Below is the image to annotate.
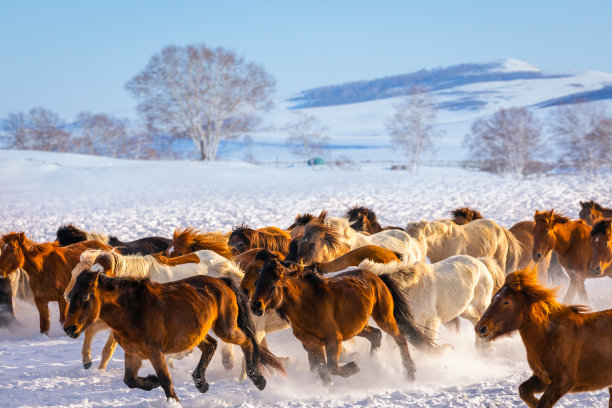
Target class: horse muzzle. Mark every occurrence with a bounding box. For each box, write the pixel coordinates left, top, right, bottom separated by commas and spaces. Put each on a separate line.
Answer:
532, 252, 542, 263
64, 325, 81, 339
251, 300, 265, 316
591, 265, 603, 276
475, 323, 494, 342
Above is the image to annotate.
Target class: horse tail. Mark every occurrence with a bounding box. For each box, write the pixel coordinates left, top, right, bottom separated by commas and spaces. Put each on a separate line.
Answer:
220, 277, 286, 376
502, 228, 523, 274
546, 252, 567, 285
378, 273, 436, 352
478, 257, 505, 293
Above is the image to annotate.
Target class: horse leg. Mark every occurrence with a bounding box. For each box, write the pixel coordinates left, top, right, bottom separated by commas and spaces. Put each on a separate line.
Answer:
33, 296, 50, 334
192, 334, 217, 393
302, 342, 330, 385
325, 337, 360, 378
123, 353, 160, 391
356, 325, 382, 354
563, 274, 580, 303
57, 297, 67, 323
608, 387, 612, 408
535, 377, 573, 408
221, 342, 234, 370
148, 350, 178, 402
577, 276, 589, 302
518, 375, 546, 408
372, 313, 416, 381
98, 332, 118, 370
240, 329, 267, 381
81, 320, 107, 369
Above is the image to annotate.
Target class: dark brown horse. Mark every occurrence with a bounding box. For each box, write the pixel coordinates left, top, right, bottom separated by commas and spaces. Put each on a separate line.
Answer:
450, 207, 484, 225
56, 224, 171, 255
345, 206, 403, 234
589, 219, 612, 276
64, 271, 285, 402
228, 225, 291, 255
475, 266, 612, 407
165, 227, 232, 259
250, 251, 434, 385
532, 210, 594, 302
579, 200, 612, 226
0, 232, 111, 333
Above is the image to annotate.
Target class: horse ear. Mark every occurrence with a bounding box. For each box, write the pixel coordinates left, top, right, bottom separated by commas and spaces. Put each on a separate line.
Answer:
317, 210, 328, 221
255, 249, 278, 263
17, 232, 26, 243
580, 201, 585, 207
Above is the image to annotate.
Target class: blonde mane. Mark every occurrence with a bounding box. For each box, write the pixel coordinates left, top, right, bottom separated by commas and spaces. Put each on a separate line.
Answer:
171, 227, 232, 259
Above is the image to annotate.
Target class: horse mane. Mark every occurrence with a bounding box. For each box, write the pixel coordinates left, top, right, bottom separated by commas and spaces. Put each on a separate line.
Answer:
591, 219, 612, 237
1, 232, 36, 251
345, 205, 378, 222
535, 210, 570, 225
303, 217, 342, 251
504, 266, 590, 324
56, 225, 109, 246
95, 272, 149, 291
581, 200, 603, 211
288, 213, 315, 230
358, 259, 425, 289
95, 251, 155, 279
172, 227, 232, 258
450, 207, 483, 222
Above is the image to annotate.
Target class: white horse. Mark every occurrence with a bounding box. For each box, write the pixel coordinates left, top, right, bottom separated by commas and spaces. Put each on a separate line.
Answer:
405, 218, 522, 274
360, 255, 504, 342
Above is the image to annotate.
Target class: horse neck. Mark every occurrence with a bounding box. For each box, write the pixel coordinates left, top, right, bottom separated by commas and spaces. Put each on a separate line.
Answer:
277, 277, 320, 322
552, 221, 590, 259
98, 284, 149, 334
420, 222, 452, 258
19, 240, 54, 278
113, 255, 152, 279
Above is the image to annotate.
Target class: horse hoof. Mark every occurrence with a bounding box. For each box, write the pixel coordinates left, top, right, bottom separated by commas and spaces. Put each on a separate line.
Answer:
195, 380, 209, 393
83, 361, 92, 370
251, 374, 266, 390
145, 374, 160, 389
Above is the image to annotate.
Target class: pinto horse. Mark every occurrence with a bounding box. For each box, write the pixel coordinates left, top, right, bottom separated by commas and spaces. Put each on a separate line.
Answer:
475, 266, 612, 407
579, 200, 612, 226
589, 218, 612, 276
64, 271, 285, 402
0, 232, 110, 333
56, 224, 171, 255
532, 210, 596, 302
229, 225, 291, 255
165, 227, 232, 259
250, 251, 435, 385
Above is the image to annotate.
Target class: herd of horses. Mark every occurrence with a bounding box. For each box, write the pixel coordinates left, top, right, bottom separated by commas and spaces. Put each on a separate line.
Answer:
0, 200, 612, 406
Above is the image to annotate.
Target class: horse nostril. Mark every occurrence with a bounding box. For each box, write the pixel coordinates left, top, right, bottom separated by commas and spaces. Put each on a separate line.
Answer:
478, 326, 488, 335
64, 325, 77, 335
242, 288, 249, 297
594, 266, 602, 275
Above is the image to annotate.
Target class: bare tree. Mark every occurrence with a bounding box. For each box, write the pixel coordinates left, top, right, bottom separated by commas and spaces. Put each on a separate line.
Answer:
549, 101, 612, 174
125, 44, 275, 161
73, 112, 131, 158
3, 107, 70, 152
285, 112, 330, 166
385, 86, 443, 173
464, 107, 543, 176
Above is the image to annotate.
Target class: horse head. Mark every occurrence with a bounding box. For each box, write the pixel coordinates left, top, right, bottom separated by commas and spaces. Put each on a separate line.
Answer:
579, 200, 602, 226
250, 255, 287, 316
64, 270, 103, 338
532, 210, 568, 263
0, 232, 28, 278
589, 219, 612, 276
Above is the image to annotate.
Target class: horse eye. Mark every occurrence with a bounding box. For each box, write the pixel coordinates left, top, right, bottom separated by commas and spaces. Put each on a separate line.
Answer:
82, 295, 89, 302
309, 243, 315, 250
503, 300, 510, 305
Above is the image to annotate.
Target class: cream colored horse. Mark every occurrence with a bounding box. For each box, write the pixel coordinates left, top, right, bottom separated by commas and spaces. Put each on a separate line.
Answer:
405, 219, 522, 274
360, 255, 504, 341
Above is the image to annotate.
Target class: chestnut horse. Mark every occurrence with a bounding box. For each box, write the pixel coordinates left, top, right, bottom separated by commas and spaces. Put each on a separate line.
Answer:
579, 200, 612, 226
344, 206, 404, 234
165, 227, 232, 259
64, 271, 285, 402
475, 266, 612, 407
250, 251, 435, 385
532, 210, 596, 303
56, 224, 171, 255
0, 232, 110, 333
228, 225, 291, 255
450, 207, 483, 225
589, 219, 612, 276
311, 245, 401, 274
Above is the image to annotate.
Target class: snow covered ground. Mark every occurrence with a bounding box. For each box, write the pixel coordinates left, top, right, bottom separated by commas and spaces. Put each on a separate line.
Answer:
1, 149, 612, 407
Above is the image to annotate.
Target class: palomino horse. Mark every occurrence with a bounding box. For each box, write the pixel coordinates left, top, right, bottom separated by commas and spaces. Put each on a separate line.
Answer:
450, 207, 566, 284
297, 213, 424, 264
64, 271, 285, 402
344, 206, 403, 234
579, 200, 612, 226
56, 224, 171, 255
0, 232, 110, 333
589, 218, 612, 276
229, 225, 291, 255
405, 219, 522, 274
475, 266, 612, 408
361, 256, 504, 342
532, 210, 595, 303
65, 249, 243, 370
250, 252, 435, 384
165, 227, 232, 259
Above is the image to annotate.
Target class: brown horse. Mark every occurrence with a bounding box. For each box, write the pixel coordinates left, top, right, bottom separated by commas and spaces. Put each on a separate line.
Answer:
344, 206, 403, 234
229, 225, 291, 255
312, 245, 401, 274
580, 200, 612, 226
287, 213, 315, 239
234, 248, 286, 270
64, 271, 285, 402
165, 227, 232, 259
589, 219, 612, 276
475, 266, 612, 407
250, 251, 434, 385
0, 232, 110, 333
532, 210, 594, 302
450, 207, 483, 225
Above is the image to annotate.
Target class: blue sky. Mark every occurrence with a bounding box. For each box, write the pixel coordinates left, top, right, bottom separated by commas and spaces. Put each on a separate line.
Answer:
1, 1, 611, 120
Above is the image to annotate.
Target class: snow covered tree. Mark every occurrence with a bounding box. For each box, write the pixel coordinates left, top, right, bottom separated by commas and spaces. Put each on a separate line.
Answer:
385, 86, 443, 173
3, 107, 70, 152
73, 112, 131, 157
549, 101, 612, 174
285, 112, 330, 165
464, 107, 543, 176
125, 44, 275, 161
